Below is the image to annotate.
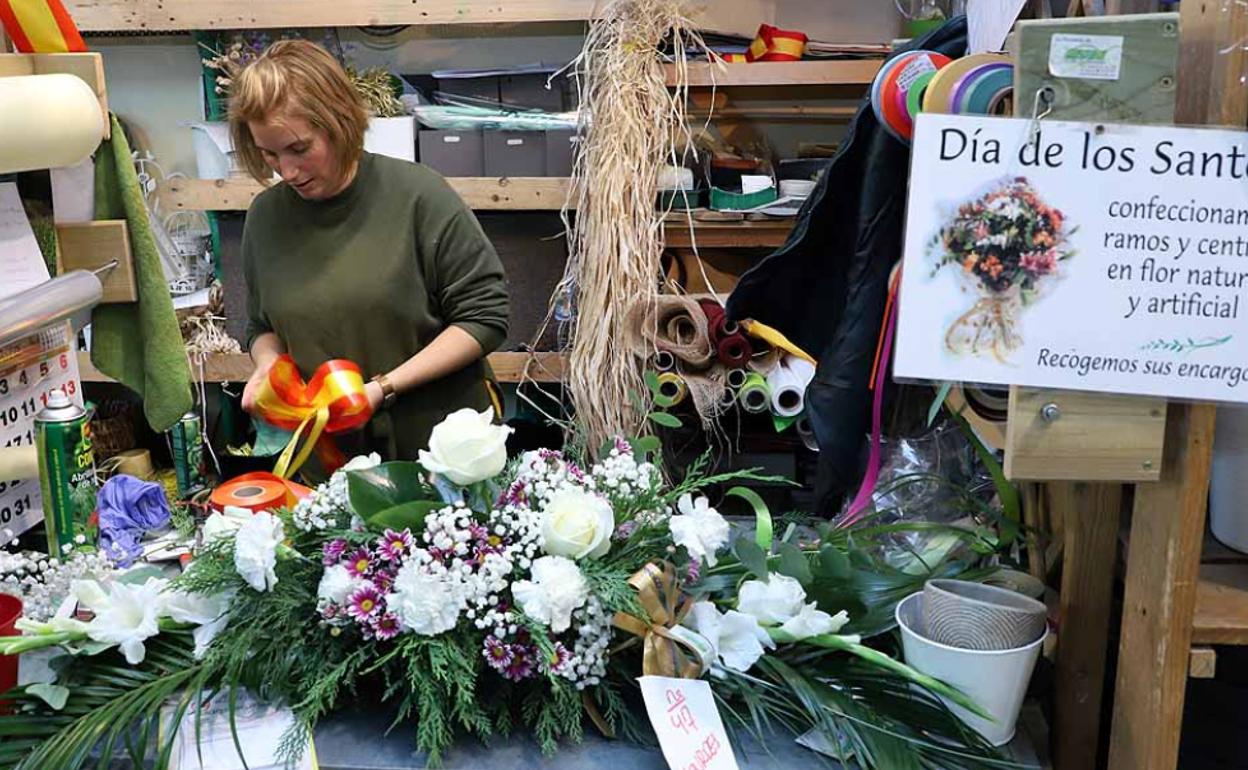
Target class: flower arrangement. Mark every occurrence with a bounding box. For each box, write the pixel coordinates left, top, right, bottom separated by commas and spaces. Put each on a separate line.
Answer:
932, 177, 1074, 359
0, 409, 1012, 769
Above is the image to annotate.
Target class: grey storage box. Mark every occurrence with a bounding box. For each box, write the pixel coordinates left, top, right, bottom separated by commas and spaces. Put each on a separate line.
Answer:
500, 73, 564, 112
484, 131, 546, 177
437, 75, 501, 104
418, 129, 485, 177
545, 130, 579, 177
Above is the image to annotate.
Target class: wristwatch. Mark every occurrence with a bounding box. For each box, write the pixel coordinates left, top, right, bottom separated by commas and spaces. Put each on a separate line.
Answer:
371, 373, 398, 409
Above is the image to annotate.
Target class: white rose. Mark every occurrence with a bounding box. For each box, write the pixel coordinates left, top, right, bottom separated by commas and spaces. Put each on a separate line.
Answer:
386, 561, 465, 636
316, 564, 359, 606
669, 494, 730, 567
540, 486, 615, 560
84, 577, 169, 665
684, 601, 774, 672
202, 506, 253, 543
737, 574, 807, 626
512, 555, 589, 633
233, 510, 284, 593
779, 605, 849, 640
341, 453, 382, 472
417, 408, 513, 486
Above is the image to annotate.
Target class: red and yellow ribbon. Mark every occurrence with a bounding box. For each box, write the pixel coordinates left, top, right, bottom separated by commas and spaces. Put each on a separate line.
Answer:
0, 0, 85, 53
254, 356, 373, 479
746, 24, 808, 63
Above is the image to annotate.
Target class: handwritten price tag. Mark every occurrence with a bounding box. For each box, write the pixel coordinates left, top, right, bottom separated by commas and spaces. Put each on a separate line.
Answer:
639, 676, 740, 770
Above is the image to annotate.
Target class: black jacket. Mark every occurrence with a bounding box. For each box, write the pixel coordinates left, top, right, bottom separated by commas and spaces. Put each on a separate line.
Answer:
726, 19, 968, 515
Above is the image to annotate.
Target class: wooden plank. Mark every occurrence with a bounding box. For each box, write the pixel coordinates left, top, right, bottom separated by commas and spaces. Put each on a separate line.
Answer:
66, 0, 596, 31
670, 60, 883, 88
1106, 0, 1160, 13
1188, 647, 1217, 679
1004, 387, 1166, 481
79, 351, 566, 384
1108, 404, 1217, 770
165, 177, 574, 212
55, 221, 135, 303
0, 52, 109, 138
1052, 481, 1121, 770
1191, 563, 1248, 645
664, 220, 793, 249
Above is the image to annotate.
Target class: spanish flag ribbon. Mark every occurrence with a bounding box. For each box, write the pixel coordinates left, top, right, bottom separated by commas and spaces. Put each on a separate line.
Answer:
746, 24, 808, 63
0, 0, 86, 53
612, 563, 715, 679
253, 356, 373, 480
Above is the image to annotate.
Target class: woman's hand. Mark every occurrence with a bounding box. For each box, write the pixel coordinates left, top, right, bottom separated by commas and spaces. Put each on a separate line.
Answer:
364, 380, 385, 414
241, 356, 277, 414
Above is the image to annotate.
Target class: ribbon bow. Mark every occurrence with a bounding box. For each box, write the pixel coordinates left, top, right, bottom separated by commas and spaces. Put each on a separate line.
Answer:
253, 355, 373, 479
612, 563, 715, 679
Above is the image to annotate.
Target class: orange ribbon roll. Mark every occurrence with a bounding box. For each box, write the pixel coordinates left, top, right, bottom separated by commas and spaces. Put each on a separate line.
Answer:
209, 472, 312, 514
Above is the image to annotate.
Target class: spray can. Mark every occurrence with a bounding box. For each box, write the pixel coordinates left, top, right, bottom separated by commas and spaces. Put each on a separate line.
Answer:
35, 389, 95, 558
170, 409, 206, 498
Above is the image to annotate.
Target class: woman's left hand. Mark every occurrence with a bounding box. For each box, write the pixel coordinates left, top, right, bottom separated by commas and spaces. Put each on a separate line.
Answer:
364, 380, 385, 414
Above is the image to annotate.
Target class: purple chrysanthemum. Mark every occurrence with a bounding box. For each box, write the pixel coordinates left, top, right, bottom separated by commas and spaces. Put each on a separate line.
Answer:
347, 584, 383, 622
483, 637, 514, 671
502, 647, 536, 681
376, 528, 413, 562
613, 437, 631, 454
614, 521, 638, 541
321, 604, 339, 621
344, 547, 373, 578
371, 568, 397, 593
371, 612, 401, 641
322, 539, 348, 566
685, 559, 701, 584
546, 642, 572, 674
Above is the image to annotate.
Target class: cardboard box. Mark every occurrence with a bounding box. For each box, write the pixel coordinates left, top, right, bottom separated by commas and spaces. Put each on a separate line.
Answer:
544, 130, 579, 177
418, 130, 485, 177
484, 131, 546, 177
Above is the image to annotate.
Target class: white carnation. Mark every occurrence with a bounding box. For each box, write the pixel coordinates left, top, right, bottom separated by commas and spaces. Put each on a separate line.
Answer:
386, 561, 465, 636
668, 494, 730, 567
512, 555, 588, 633
233, 510, 284, 592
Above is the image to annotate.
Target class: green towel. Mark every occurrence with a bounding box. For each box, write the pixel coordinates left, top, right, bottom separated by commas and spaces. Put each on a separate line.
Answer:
90, 115, 193, 432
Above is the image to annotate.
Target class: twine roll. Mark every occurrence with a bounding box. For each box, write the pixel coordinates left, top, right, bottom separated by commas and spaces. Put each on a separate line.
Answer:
725, 368, 748, 390
716, 333, 753, 368
653, 350, 677, 372
629, 295, 715, 371
656, 372, 689, 407
796, 416, 818, 452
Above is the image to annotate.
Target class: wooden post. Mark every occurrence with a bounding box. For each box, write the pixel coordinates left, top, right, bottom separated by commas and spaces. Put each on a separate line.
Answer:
1053, 482, 1122, 770
1106, 1, 1248, 765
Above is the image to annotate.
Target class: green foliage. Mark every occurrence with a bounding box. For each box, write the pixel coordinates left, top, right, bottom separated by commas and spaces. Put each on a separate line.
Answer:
347, 462, 438, 519
523, 682, 584, 756
647, 411, 681, 429
579, 559, 644, 618
367, 500, 444, 533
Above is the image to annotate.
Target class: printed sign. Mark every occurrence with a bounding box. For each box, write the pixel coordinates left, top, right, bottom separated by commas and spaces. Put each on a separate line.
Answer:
639, 676, 739, 770
896, 114, 1248, 404
1049, 33, 1124, 80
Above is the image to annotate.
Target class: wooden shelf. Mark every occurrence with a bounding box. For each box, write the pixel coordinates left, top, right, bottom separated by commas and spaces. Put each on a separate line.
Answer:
0, 52, 109, 139
69, 0, 595, 31
1192, 562, 1248, 646
664, 219, 794, 249
79, 351, 566, 384
166, 176, 574, 212
668, 59, 883, 88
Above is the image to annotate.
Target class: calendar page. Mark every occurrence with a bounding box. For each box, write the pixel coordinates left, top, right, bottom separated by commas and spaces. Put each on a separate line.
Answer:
0, 323, 83, 546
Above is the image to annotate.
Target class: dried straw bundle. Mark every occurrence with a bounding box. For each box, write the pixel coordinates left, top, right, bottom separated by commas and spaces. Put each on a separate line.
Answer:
553, 0, 705, 450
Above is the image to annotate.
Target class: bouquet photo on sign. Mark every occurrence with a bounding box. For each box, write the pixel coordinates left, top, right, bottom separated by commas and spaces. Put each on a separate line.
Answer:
931, 176, 1075, 360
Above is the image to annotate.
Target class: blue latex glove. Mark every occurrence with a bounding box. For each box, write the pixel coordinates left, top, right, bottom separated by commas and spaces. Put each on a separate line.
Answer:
97, 474, 172, 567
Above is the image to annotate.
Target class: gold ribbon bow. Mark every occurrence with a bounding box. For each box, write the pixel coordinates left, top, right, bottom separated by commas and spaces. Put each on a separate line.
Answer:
612, 562, 716, 679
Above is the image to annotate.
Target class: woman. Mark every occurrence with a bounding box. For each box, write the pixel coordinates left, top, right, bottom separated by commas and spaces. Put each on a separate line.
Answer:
230, 40, 509, 468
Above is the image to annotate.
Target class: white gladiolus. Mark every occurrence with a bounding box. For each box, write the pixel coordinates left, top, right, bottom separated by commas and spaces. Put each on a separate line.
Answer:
668, 494, 730, 567
201, 506, 254, 543
417, 408, 513, 486
81, 577, 168, 665
163, 588, 236, 658
540, 486, 615, 560
683, 601, 774, 672
341, 452, 382, 472
736, 574, 807, 626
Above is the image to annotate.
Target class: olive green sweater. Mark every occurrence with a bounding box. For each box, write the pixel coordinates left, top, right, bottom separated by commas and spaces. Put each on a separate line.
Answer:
243, 152, 509, 465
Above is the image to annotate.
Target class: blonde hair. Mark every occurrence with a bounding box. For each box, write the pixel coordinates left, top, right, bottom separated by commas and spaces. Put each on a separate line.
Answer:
228, 40, 369, 185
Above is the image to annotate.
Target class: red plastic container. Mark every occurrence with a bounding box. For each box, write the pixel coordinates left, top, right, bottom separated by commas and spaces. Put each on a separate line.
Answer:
0, 593, 21, 700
